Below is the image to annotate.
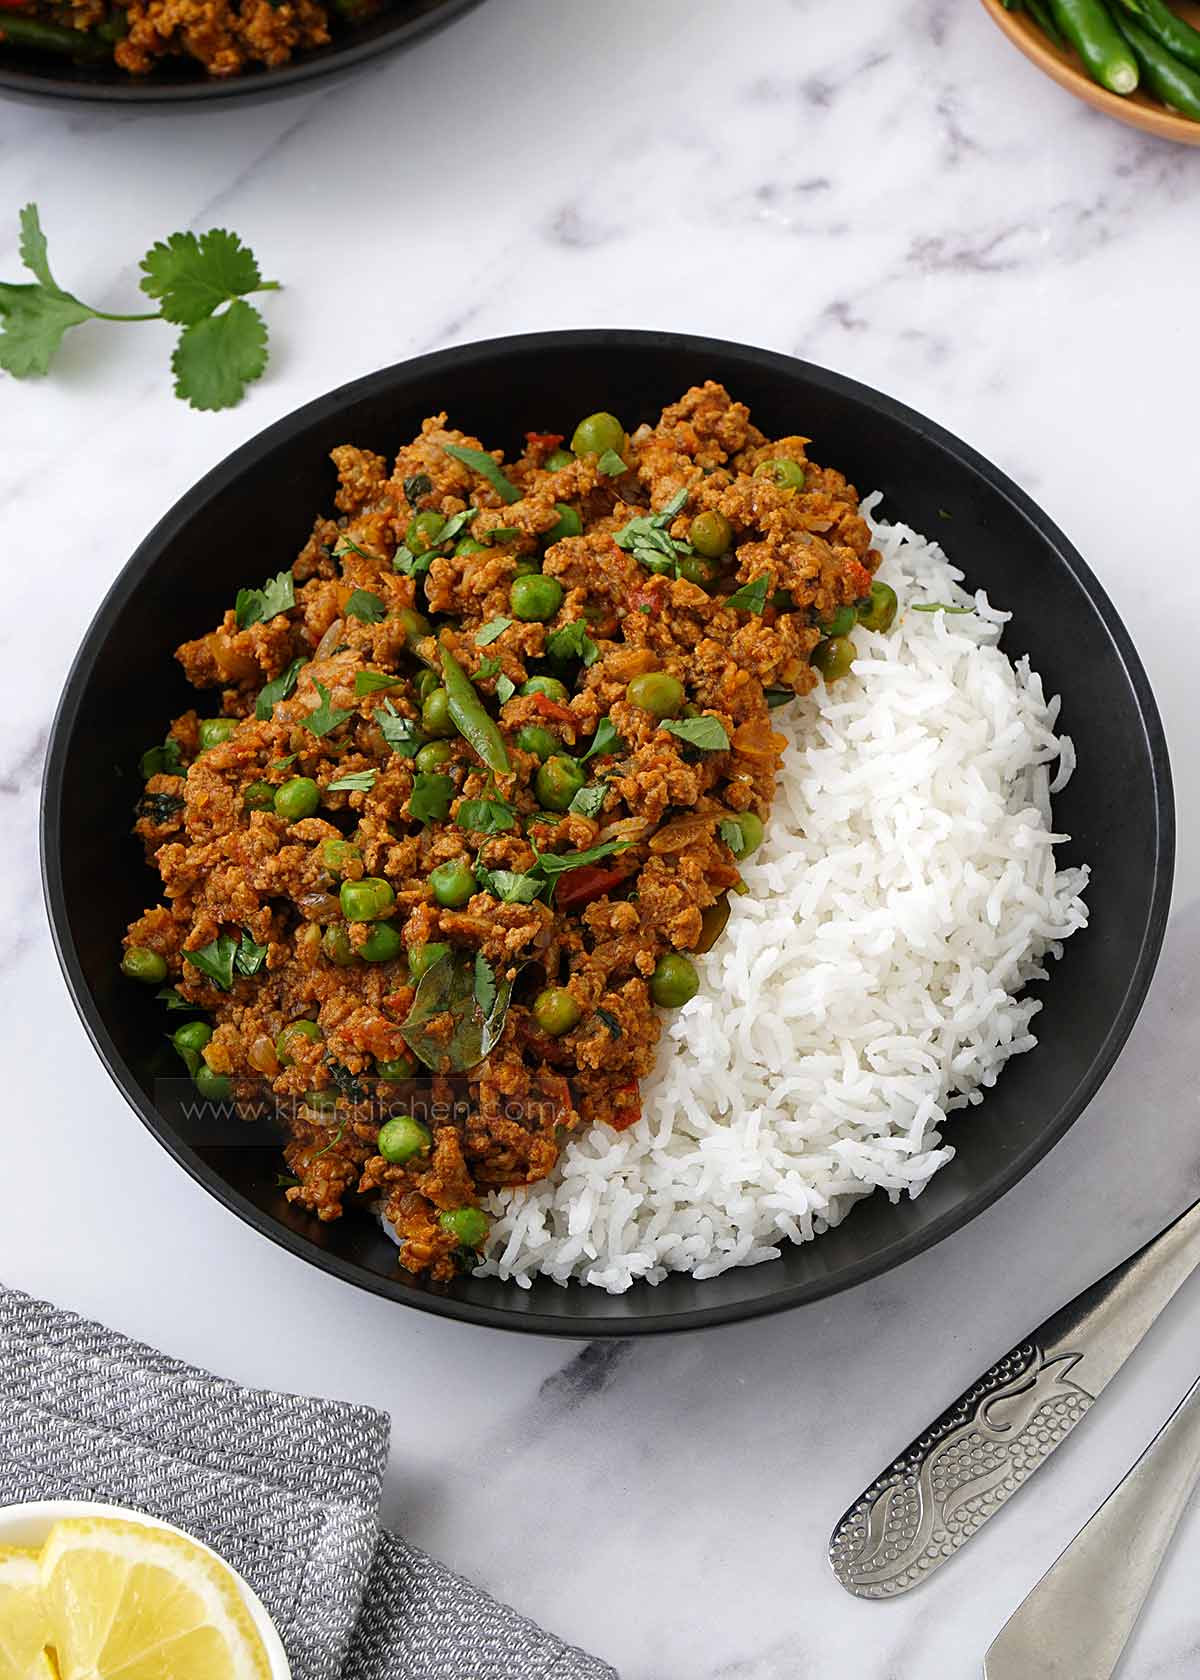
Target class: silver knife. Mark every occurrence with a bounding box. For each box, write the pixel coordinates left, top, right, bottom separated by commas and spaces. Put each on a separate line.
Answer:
984, 1369, 1200, 1679
829, 1195, 1200, 1598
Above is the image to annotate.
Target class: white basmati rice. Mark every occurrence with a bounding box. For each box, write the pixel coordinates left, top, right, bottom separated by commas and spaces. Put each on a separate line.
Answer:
470, 498, 1090, 1291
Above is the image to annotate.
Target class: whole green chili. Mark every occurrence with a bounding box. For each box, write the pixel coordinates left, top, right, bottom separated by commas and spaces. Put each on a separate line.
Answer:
1113, 8, 1200, 115
438, 639, 511, 775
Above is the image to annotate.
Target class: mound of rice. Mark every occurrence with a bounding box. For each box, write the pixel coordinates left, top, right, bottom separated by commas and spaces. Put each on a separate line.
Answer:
475, 498, 1091, 1292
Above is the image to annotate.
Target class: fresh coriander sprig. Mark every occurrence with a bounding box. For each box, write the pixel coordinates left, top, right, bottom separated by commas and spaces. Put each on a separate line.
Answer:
0, 204, 280, 411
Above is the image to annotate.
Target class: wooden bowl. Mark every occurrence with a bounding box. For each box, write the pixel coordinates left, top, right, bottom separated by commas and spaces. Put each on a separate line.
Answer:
980, 0, 1200, 143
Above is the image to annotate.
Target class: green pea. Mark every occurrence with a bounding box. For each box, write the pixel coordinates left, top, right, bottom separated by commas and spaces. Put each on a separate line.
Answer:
429, 859, 475, 908
243, 780, 276, 811
275, 1018, 322, 1065
515, 724, 558, 762
421, 688, 456, 738
438, 1206, 490, 1248
627, 671, 684, 718
340, 876, 395, 922
726, 811, 765, 859
406, 510, 446, 555
415, 667, 441, 703
322, 838, 362, 877
518, 676, 569, 703
689, 510, 733, 559
194, 1062, 232, 1101
377, 1113, 432, 1162
397, 606, 432, 644
376, 1053, 417, 1084
857, 581, 898, 634
360, 923, 405, 963
275, 777, 320, 822
820, 605, 858, 639
322, 924, 357, 967
172, 1020, 212, 1056
510, 573, 564, 622
514, 557, 542, 577
121, 946, 168, 984
198, 717, 237, 752
650, 953, 699, 1008
535, 755, 585, 812
570, 412, 625, 458
409, 941, 450, 981
532, 986, 581, 1036
754, 459, 806, 491
544, 503, 582, 544
676, 553, 721, 591
455, 536, 488, 556
811, 635, 855, 682
415, 741, 453, 773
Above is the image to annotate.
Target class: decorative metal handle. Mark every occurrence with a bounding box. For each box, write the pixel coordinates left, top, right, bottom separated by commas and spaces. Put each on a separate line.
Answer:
829, 1195, 1200, 1598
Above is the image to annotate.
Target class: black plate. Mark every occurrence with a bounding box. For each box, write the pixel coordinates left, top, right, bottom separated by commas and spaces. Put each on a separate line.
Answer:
0, 0, 480, 105
41, 331, 1174, 1335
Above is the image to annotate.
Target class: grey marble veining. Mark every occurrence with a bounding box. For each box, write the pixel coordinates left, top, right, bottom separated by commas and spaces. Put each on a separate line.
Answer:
2, 1, 1199, 1674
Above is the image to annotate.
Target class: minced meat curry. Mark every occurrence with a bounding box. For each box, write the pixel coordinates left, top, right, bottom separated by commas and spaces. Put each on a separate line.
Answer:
122, 381, 888, 1282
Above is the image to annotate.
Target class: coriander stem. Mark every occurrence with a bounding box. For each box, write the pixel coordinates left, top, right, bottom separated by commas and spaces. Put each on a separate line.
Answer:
88, 309, 161, 323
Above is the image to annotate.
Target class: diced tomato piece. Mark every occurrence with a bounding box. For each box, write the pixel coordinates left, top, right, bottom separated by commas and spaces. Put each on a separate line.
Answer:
525, 431, 564, 452
531, 691, 576, 725
845, 558, 874, 599
555, 865, 627, 911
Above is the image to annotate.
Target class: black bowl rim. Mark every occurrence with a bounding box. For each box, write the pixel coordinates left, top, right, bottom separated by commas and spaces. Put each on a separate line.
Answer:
0, 0, 480, 104
40, 328, 1176, 1336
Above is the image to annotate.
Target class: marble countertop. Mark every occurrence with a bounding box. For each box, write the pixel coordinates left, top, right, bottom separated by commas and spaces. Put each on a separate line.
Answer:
3, 1, 1199, 1674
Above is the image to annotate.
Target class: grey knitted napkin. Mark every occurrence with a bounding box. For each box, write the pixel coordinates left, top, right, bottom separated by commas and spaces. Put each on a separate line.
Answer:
0, 1284, 614, 1680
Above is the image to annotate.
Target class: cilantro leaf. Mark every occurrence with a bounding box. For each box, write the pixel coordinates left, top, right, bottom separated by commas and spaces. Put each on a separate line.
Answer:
723, 576, 769, 615
18, 204, 59, 292
472, 656, 502, 683
184, 931, 239, 991
393, 545, 432, 578
255, 656, 304, 721
438, 507, 477, 546
662, 716, 731, 752
140, 736, 183, 780
375, 700, 422, 756
327, 768, 377, 793
912, 601, 974, 613
235, 569, 295, 629
580, 717, 625, 764
531, 840, 630, 879
765, 687, 794, 709
568, 783, 607, 819
0, 282, 94, 378
476, 866, 543, 905
718, 817, 744, 852
456, 796, 516, 835
157, 985, 199, 1013
596, 449, 628, 476
356, 670, 403, 695
410, 772, 454, 824
488, 527, 520, 545
475, 617, 511, 647
403, 473, 432, 506
171, 299, 269, 412
303, 679, 354, 738
272, 754, 297, 769
234, 930, 269, 977
442, 442, 521, 504
496, 673, 516, 704
344, 588, 387, 623
474, 952, 497, 1017
545, 619, 599, 668
139, 228, 271, 326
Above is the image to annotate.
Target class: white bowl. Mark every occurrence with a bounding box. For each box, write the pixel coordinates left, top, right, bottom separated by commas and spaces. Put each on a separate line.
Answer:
0, 1500, 291, 1678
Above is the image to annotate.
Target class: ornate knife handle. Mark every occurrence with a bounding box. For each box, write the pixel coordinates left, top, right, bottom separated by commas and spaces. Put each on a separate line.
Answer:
828, 1343, 1094, 1598
829, 1195, 1200, 1599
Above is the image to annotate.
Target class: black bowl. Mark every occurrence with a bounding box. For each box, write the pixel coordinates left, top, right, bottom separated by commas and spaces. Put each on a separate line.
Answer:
41, 331, 1174, 1335
0, 0, 480, 105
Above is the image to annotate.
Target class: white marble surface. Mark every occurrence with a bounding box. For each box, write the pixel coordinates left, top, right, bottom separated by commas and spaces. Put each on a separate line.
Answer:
2, 1, 1199, 1674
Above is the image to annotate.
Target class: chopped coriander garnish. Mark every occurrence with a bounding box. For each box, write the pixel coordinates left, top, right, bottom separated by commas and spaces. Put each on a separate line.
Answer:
256, 656, 304, 722
355, 670, 403, 695
662, 716, 731, 752
473, 952, 497, 1016
327, 768, 377, 793
545, 619, 599, 668
473, 656, 502, 683
0, 205, 279, 411
156, 985, 198, 1012
375, 700, 423, 757
235, 569, 294, 630
442, 442, 521, 504
911, 601, 974, 613
303, 680, 355, 738
394, 545, 431, 578
183, 930, 239, 991
580, 717, 625, 764
723, 576, 769, 615
496, 673, 516, 704
335, 536, 378, 562
568, 783, 606, 819
271, 754, 297, 770
410, 772, 455, 824
475, 865, 543, 904
403, 473, 433, 506
764, 688, 793, 709
487, 527, 520, 545
718, 817, 743, 852
456, 795, 516, 835
344, 589, 387, 623
140, 736, 183, 780
475, 617, 512, 646
596, 449, 628, 477
234, 930, 268, 976
439, 507, 477, 544
531, 839, 630, 879
613, 486, 692, 572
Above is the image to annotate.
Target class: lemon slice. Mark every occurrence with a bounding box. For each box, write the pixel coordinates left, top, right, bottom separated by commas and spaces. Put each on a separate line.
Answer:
0, 1546, 54, 1680
39, 1518, 271, 1680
